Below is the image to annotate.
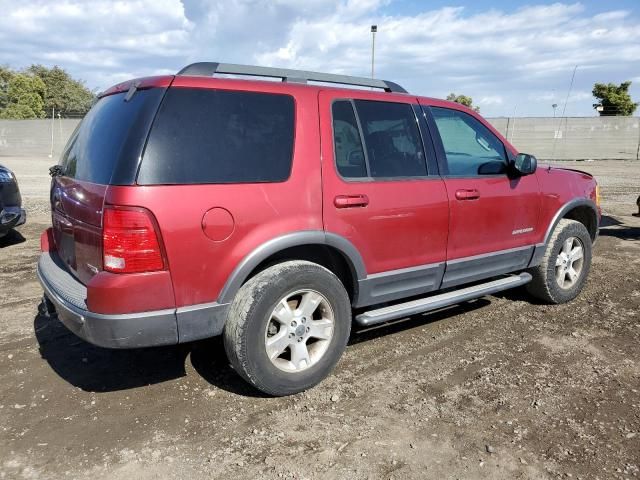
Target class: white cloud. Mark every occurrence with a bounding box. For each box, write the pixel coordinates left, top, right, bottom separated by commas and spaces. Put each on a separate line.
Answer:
0, 0, 193, 85
0, 0, 638, 116
477, 96, 503, 106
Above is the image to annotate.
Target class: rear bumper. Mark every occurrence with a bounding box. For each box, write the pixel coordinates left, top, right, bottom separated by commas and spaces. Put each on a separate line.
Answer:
37, 251, 228, 348
0, 206, 26, 234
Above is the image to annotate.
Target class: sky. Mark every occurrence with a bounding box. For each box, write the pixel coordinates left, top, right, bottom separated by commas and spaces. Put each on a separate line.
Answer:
0, 0, 638, 117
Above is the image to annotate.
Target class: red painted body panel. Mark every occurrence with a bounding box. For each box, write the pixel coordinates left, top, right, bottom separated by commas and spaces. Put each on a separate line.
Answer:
51, 177, 107, 284
104, 79, 323, 308
40, 227, 55, 252
86, 270, 175, 314
318, 89, 449, 273
533, 166, 599, 244
416, 98, 541, 259
438, 175, 540, 259
99, 75, 174, 98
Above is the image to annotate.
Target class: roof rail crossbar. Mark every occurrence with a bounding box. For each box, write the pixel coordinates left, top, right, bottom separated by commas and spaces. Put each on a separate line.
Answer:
176, 62, 408, 93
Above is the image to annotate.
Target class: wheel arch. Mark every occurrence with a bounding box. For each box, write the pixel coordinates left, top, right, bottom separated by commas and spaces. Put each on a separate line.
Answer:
217, 231, 366, 305
544, 199, 599, 244
529, 198, 599, 267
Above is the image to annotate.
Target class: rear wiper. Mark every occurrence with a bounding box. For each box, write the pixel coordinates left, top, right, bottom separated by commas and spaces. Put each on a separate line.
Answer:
49, 165, 65, 177
124, 81, 141, 102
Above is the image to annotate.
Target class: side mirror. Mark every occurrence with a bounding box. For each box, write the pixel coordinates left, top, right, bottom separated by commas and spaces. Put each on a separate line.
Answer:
513, 153, 537, 176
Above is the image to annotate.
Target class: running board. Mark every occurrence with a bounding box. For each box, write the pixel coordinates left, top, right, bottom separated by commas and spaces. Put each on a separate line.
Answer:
355, 272, 532, 327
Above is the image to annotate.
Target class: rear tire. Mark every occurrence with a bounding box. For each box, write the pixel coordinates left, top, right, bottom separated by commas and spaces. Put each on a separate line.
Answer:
526, 219, 592, 304
223, 261, 351, 396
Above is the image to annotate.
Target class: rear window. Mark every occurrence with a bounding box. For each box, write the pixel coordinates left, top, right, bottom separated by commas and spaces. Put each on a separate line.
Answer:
60, 89, 165, 185
137, 88, 295, 185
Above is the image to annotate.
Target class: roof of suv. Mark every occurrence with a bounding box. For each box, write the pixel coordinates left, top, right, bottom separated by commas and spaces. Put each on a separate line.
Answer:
98, 62, 486, 122
177, 62, 409, 93
100, 61, 408, 98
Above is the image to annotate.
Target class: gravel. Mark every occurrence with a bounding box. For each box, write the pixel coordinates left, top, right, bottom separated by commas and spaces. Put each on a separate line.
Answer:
0, 158, 638, 479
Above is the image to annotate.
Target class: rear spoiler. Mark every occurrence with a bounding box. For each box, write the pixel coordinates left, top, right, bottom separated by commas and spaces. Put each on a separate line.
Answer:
98, 76, 174, 99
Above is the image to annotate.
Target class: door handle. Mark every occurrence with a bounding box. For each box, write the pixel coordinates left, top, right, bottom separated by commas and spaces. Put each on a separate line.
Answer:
455, 189, 480, 200
334, 194, 369, 208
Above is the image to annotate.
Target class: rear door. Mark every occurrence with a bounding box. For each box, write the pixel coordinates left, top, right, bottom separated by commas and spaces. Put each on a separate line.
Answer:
421, 102, 540, 288
51, 86, 166, 284
319, 90, 449, 306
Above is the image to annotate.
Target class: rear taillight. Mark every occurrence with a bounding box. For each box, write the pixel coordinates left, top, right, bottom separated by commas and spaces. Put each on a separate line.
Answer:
102, 206, 166, 274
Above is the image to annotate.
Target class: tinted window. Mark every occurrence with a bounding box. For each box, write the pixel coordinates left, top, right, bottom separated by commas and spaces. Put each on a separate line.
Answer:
353, 100, 427, 178
332, 101, 367, 178
138, 88, 295, 184
60, 88, 164, 184
431, 107, 507, 176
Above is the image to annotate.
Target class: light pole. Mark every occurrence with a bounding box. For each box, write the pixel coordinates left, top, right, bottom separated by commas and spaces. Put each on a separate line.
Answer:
552, 103, 558, 117
370, 25, 377, 79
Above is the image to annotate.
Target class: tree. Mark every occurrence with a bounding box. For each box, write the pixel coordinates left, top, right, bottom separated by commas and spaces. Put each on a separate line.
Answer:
27, 64, 94, 115
0, 65, 95, 119
592, 81, 638, 116
446, 93, 480, 112
0, 66, 14, 111
0, 73, 46, 119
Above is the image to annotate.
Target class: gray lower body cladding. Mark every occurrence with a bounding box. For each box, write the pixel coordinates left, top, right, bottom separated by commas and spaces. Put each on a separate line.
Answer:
37, 251, 228, 349
356, 246, 535, 308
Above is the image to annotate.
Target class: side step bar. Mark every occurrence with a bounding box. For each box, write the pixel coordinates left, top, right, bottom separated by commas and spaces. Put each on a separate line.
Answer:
355, 272, 532, 327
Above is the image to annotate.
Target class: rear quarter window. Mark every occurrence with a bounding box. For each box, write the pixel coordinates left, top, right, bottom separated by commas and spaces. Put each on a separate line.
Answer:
138, 88, 295, 185
60, 88, 165, 185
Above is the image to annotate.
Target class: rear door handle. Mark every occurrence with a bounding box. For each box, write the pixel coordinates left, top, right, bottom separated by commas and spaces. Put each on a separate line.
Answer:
334, 194, 369, 208
455, 189, 480, 200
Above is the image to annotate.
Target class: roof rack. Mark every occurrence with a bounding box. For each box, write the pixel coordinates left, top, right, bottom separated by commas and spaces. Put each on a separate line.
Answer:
176, 62, 408, 94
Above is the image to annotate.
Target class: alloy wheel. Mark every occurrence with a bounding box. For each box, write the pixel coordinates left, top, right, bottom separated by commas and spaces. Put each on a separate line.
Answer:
555, 236, 585, 289
264, 289, 335, 372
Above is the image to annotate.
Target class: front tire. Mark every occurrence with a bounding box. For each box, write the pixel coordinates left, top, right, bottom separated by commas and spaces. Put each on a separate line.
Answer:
223, 261, 351, 396
526, 219, 592, 304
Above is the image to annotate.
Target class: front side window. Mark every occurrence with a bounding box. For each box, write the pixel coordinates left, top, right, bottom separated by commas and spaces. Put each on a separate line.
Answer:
331, 99, 427, 180
431, 107, 507, 176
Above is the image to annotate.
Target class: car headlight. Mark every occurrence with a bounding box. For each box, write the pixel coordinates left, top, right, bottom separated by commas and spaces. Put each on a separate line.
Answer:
0, 169, 14, 182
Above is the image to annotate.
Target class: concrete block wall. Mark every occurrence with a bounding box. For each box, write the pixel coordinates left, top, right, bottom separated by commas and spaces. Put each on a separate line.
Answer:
0, 117, 639, 161
0, 119, 81, 158
487, 117, 640, 160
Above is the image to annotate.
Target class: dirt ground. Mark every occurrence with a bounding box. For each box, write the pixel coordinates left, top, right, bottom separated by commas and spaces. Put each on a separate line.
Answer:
0, 157, 639, 480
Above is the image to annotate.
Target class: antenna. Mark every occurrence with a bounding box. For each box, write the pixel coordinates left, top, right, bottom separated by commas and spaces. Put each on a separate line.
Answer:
551, 65, 578, 160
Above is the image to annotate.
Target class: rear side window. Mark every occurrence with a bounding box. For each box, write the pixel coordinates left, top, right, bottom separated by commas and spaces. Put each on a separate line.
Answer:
430, 107, 507, 176
355, 100, 427, 178
60, 89, 164, 184
332, 101, 367, 178
138, 88, 295, 184
330, 99, 427, 180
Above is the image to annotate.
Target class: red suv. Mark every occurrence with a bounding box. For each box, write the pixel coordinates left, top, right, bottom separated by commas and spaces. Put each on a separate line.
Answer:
38, 62, 600, 396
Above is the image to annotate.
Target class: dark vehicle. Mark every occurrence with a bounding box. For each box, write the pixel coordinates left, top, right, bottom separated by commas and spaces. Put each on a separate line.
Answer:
37, 63, 600, 396
0, 165, 26, 238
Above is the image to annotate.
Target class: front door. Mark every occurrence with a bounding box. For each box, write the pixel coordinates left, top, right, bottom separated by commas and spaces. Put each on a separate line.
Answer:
319, 90, 449, 306
422, 103, 541, 288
